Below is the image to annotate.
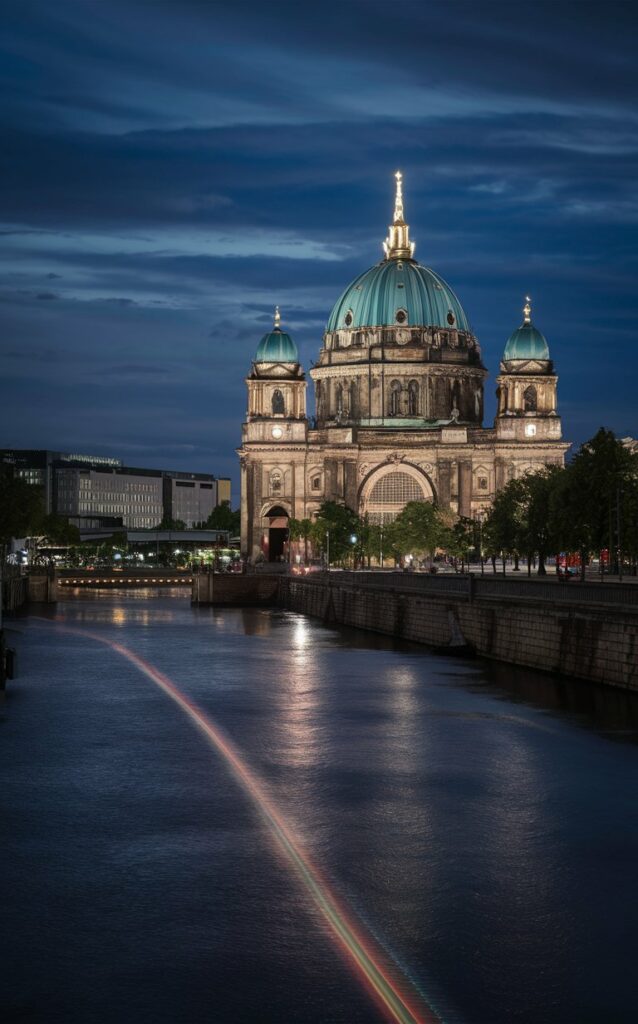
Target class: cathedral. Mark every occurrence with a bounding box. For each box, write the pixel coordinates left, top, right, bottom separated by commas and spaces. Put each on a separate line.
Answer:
239, 174, 569, 561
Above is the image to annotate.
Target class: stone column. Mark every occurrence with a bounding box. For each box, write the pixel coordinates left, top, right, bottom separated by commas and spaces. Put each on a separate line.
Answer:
494, 458, 508, 492
344, 461, 358, 511
438, 459, 452, 508
240, 458, 249, 557
458, 460, 472, 518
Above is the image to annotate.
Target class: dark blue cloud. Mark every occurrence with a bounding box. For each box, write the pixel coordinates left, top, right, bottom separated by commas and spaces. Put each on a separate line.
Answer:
1, 0, 637, 496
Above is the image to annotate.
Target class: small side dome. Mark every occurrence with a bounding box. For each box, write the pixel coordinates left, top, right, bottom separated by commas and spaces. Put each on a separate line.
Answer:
255, 306, 299, 363
503, 297, 550, 360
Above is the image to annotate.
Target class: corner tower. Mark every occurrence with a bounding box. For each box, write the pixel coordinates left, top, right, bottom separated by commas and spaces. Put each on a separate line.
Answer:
240, 309, 308, 561
495, 298, 562, 443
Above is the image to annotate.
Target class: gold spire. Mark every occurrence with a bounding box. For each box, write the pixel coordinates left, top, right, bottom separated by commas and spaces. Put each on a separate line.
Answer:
393, 170, 404, 222
274, 305, 281, 329
523, 296, 532, 324
383, 170, 415, 260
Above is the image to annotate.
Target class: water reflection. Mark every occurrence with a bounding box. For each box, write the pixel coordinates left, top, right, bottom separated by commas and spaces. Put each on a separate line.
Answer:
3, 595, 637, 1024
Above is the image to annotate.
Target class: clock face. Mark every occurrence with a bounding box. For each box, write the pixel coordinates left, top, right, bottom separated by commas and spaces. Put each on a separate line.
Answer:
271, 426, 283, 439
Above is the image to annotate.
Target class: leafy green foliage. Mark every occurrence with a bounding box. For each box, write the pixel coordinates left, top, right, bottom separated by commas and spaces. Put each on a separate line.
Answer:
288, 517, 313, 562
205, 502, 240, 533
0, 467, 43, 549
310, 501, 361, 565
385, 500, 442, 559
550, 429, 638, 570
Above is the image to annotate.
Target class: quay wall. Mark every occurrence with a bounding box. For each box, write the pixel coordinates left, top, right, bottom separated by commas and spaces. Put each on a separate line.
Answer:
2, 573, 29, 613
278, 573, 638, 692
192, 572, 279, 606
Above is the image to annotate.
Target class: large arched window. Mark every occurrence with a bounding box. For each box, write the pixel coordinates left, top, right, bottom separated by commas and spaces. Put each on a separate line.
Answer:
272, 389, 285, 415
362, 468, 433, 524
408, 380, 419, 416
335, 383, 343, 416
389, 380, 401, 416
524, 385, 537, 413
450, 380, 461, 414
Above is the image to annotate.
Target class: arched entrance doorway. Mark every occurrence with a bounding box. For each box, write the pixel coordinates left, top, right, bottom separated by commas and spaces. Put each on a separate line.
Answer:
359, 464, 434, 523
263, 505, 289, 562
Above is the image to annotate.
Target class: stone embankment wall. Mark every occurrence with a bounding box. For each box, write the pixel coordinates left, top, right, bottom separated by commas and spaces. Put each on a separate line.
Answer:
278, 573, 638, 692
2, 574, 29, 613
27, 572, 57, 604
192, 572, 279, 606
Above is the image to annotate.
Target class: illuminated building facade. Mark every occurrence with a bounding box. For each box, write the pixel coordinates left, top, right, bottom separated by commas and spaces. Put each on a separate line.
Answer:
1, 450, 230, 529
239, 174, 569, 560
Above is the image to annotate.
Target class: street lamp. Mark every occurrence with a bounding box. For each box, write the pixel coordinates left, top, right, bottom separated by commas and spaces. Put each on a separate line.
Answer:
350, 533, 357, 571
326, 529, 330, 571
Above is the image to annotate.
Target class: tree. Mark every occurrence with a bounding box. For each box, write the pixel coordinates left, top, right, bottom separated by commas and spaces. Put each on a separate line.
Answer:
154, 516, 186, 531
440, 516, 476, 572
205, 502, 240, 534
0, 467, 43, 558
310, 501, 361, 566
550, 429, 638, 578
517, 467, 563, 575
482, 478, 528, 573
288, 517, 313, 563
387, 500, 442, 562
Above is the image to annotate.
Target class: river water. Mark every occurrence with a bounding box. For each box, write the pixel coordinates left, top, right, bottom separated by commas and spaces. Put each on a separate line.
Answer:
1, 590, 637, 1024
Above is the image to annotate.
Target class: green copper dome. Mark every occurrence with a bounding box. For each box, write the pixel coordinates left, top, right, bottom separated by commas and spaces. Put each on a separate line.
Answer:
326, 259, 471, 333
255, 308, 298, 363
503, 300, 550, 360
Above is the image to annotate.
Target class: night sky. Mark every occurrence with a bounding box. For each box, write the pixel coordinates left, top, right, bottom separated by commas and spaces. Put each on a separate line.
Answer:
2, 0, 637, 498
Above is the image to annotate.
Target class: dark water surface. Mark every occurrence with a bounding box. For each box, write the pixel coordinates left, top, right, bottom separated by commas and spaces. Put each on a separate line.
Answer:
2, 591, 638, 1024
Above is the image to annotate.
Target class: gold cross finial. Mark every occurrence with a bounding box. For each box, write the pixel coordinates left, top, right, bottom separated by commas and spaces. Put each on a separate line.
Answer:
274, 305, 281, 329
523, 296, 531, 323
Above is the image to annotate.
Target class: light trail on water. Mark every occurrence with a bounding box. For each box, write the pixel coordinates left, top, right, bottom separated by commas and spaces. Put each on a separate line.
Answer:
32, 618, 442, 1024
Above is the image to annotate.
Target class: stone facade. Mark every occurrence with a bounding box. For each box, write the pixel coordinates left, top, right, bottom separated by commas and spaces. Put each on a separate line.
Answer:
239, 178, 570, 560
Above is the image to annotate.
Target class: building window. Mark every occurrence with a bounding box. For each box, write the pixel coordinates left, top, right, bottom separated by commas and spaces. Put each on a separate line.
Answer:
408, 380, 419, 416
270, 472, 282, 495
389, 380, 401, 416
272, 389, 285, 415
335, 383, 343, 416
311, 476, 321, 491
524, 385, 537, 413
395, 308, 407, 325
447, 311, 456, 326
478, 476, 488, 490
349, 380, 357, 418
344, 310, 353, 327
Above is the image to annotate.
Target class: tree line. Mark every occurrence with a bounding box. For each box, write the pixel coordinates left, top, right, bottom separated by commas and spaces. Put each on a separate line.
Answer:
289, 429, 638, 576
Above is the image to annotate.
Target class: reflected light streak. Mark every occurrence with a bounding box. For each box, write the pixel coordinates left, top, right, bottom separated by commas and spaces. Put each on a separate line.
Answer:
32, 618, 441, 1024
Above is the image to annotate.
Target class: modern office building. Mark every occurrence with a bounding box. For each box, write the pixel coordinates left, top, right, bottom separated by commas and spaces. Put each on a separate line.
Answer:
1, 450, 231, 530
